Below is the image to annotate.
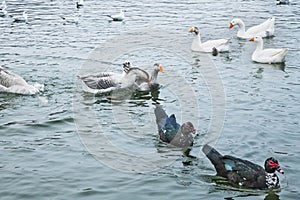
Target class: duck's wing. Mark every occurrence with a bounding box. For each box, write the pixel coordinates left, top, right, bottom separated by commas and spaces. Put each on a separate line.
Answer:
247, 17, 275, 36
79, 73, 120, 90
96, 76, 119, 90
154, 105, 168, 130
0, 67, 27, 87
260, 48, 287, 58
78, 72, 116, 80
201, 39, 230, 52
222, 155, 265, 185
154, 106, 178, 142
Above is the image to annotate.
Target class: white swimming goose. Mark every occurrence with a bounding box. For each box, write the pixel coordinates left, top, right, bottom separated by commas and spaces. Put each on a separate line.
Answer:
249, 36, 288, 64
13, 11, 28, 23
78, 62, 150, 94
230, 17, 275, 39
189, 27, 229, 53
107, 10, 125, 21
0, 67, 41, 95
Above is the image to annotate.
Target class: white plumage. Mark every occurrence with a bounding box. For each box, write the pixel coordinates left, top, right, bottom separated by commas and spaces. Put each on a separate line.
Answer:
249, 36, 288, 64
189, 27, 229, 53
107, 10, 126, 21
230, 17, 275, 39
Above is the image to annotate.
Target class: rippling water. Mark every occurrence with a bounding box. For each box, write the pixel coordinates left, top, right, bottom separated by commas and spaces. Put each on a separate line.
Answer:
1, 0, 299, 199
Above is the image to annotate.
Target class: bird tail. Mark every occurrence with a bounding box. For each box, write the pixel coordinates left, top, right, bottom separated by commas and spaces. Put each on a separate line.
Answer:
154, 105, 168, 129
106, 15, 113, 19
202, 144, 223, 167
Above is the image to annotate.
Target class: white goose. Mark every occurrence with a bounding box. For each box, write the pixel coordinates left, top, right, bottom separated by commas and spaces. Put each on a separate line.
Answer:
107, 10, 125, 21
78, 62, 150, 94
230, 17, 275, 39
189, 27, 229, 53
249, 36, 288, 64
0, 67, 41, 95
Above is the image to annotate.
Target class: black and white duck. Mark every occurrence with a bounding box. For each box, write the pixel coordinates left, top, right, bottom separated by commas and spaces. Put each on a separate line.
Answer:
202, 144, 284, 189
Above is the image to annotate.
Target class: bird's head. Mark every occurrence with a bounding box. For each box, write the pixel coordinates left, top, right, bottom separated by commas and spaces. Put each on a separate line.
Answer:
189, 26, 200, 35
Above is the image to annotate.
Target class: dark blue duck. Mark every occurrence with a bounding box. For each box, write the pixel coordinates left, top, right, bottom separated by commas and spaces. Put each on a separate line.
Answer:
154, 106, 196, 147
202, 144, 284, 189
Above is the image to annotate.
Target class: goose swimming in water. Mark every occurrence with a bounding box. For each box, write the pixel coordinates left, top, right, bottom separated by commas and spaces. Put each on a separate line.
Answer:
0, 67, 42, 95
78, 62, 150, 94
229, 17, 275, 39
249, 36, 288, 64
189, 26, 229, 53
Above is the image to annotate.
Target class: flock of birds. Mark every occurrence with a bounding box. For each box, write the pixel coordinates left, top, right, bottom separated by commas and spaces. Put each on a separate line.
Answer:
189, 16, 288, 64
0, 0, 289, 190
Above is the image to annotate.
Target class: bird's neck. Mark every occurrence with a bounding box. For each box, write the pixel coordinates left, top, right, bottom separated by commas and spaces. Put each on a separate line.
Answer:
150, 70, 159, 82
265, 172, 279, 188
237, 20, 246, 36
255, 39, 264, 52
191, 34, 202, 50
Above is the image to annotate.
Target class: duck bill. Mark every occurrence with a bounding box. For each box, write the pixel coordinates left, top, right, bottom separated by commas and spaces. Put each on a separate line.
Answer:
277, 168, 284, 174
188, 27, 195, 33
229, 22, 233, 29
249, 37, 254, 42
159, 65, 164, 72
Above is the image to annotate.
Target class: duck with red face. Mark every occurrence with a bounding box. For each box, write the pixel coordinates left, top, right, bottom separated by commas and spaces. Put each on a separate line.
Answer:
202, 144, 284, 189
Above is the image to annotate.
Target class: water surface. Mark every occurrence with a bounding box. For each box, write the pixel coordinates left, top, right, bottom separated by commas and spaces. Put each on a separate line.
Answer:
0, 0, 299, 199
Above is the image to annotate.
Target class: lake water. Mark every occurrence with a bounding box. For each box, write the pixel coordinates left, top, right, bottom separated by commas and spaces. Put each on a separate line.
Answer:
0, 0, 299, 199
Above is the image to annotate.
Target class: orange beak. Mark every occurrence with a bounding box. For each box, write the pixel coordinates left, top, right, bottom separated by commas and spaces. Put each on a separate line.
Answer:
159, 65, 164, 72
189, 27, 195, 33
229, 22, 233, 29
249, 37, 254, 42
147, 77, 151, 82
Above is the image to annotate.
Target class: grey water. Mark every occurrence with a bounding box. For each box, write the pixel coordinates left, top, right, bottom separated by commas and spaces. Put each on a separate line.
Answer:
1, 0, 299, 199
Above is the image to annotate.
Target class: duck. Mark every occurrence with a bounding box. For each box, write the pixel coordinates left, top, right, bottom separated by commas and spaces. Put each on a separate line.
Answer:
189, 26, 229, 53
249, 36, 288, 64
78, 62, 150, 94
154, 105, 197, 147
13, 11, 28, 23
124, 63, 164, 91
0, 67, 41, 95
0, 0, 7, 17
229, 17, 275, 39
202, 144, 284, 189
76, 0, 84, 8
276, 0, 289, 5
107, 10, 125, 21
